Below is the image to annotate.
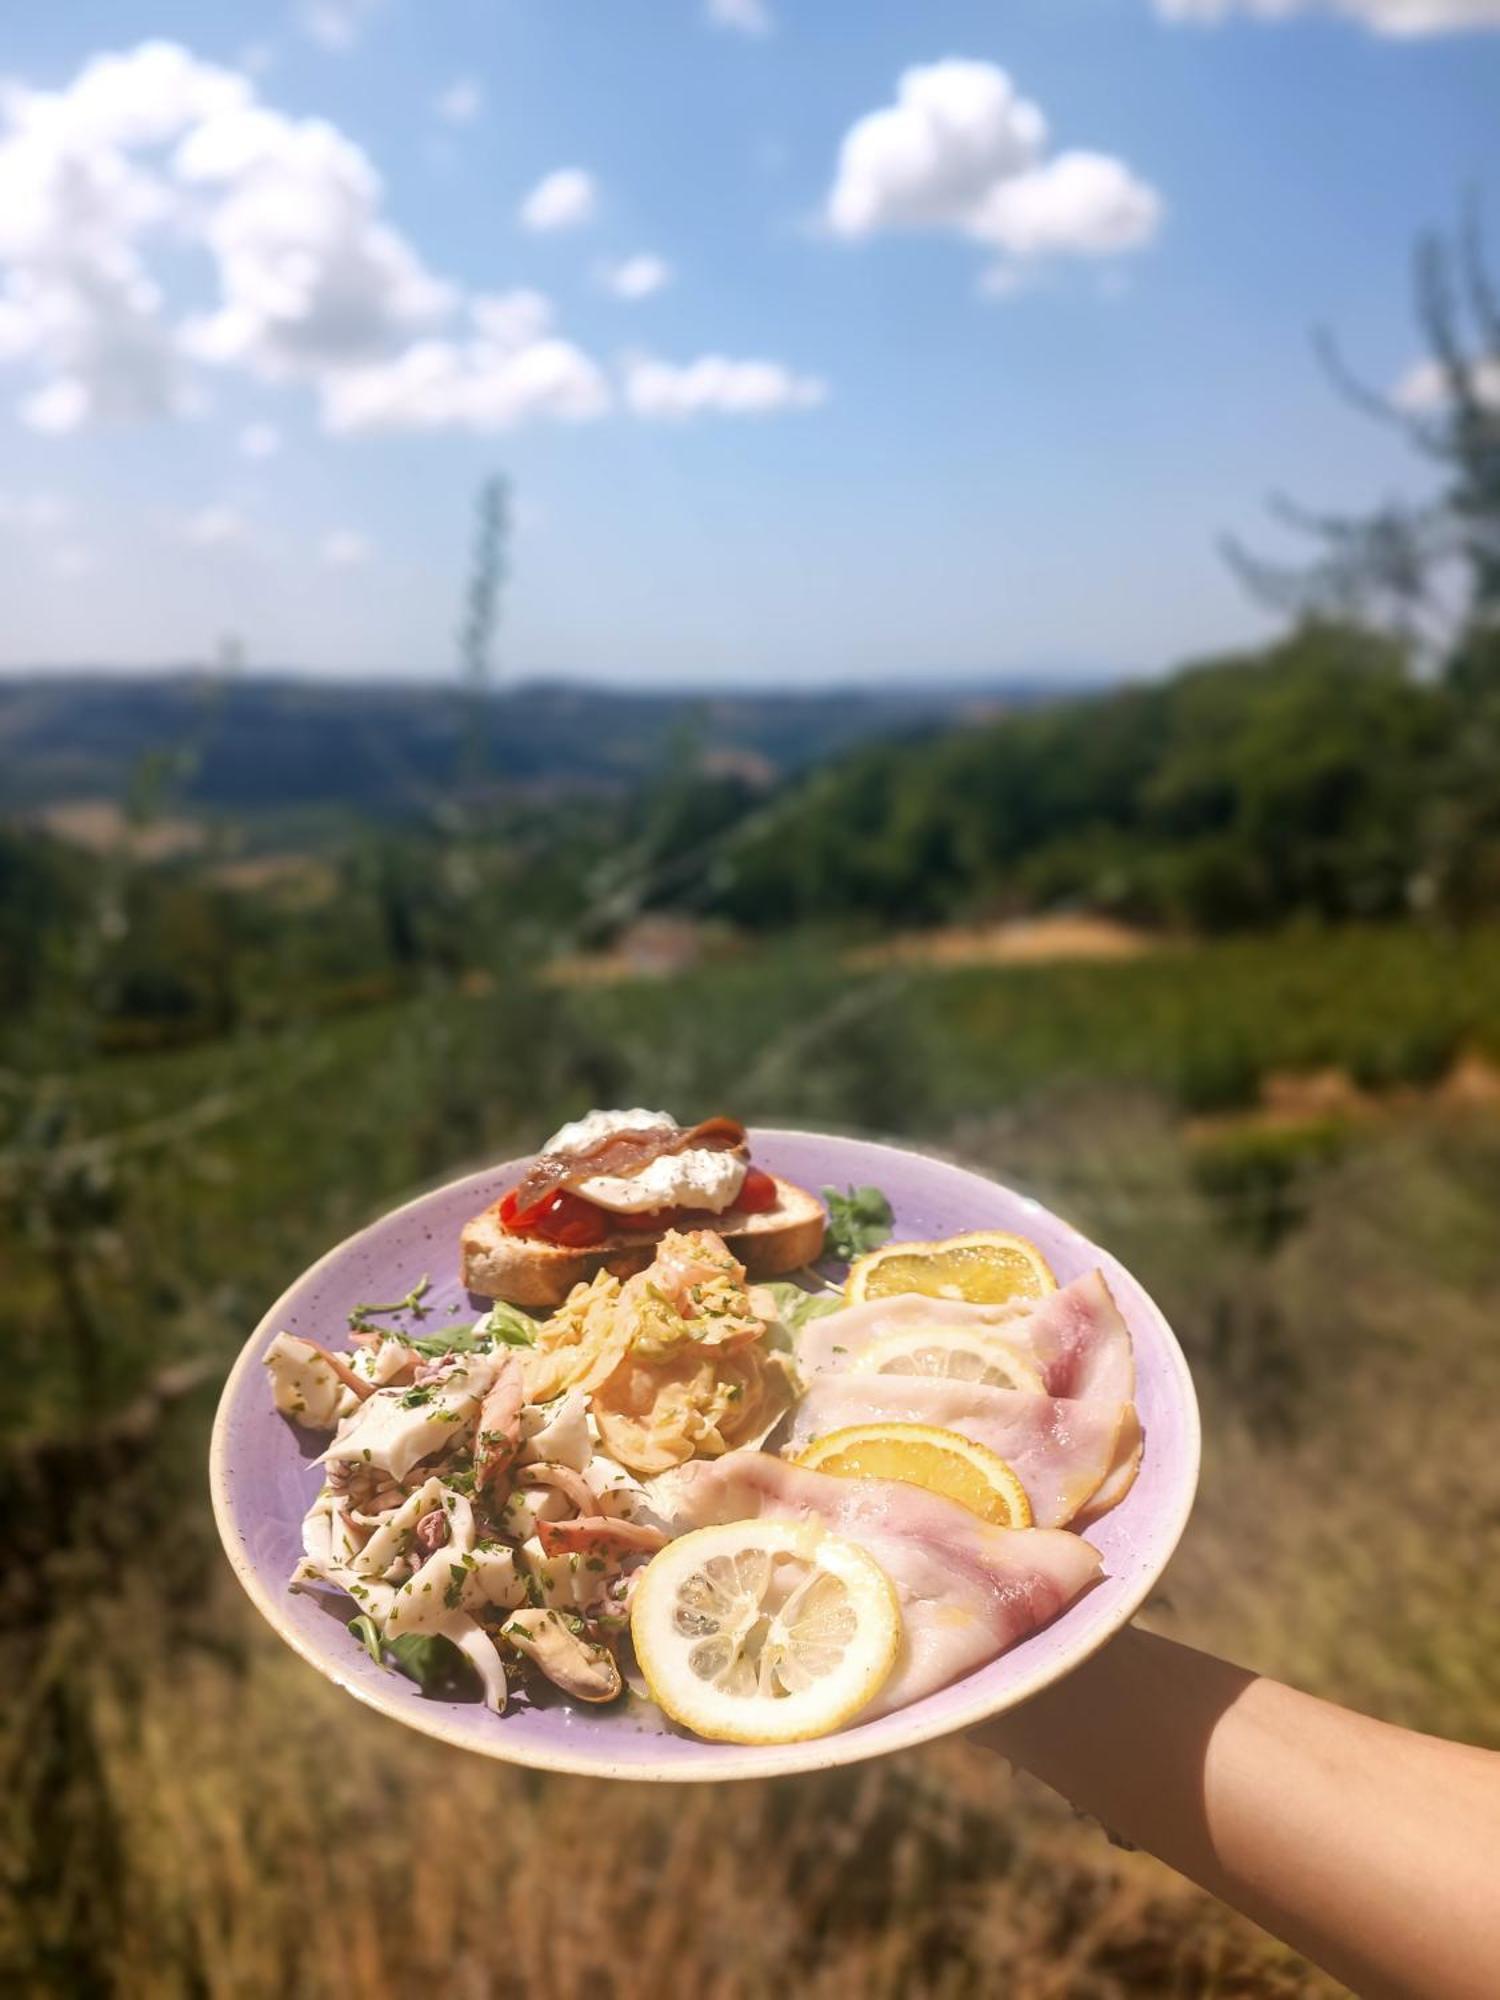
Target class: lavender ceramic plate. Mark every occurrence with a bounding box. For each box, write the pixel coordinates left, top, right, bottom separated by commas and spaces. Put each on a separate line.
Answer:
211, 1128, 1199, 1781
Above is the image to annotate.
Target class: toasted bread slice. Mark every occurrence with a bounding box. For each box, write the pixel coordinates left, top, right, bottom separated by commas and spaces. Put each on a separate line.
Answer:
461, 1175, 827, 1308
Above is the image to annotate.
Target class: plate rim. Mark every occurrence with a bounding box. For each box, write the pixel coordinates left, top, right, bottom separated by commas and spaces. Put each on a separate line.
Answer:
210, 1126, 1201, 1782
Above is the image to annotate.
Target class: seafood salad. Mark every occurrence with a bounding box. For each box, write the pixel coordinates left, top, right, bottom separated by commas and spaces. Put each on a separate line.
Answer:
267, 1182, 1144, 1744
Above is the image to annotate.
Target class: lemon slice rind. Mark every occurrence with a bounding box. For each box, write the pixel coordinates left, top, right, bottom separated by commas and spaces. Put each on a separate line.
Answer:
852, 1325, 1046, 1394
795, 1421, 1034, 1529
845, 1230, 1057, 1308
631, 1521, 901, 1744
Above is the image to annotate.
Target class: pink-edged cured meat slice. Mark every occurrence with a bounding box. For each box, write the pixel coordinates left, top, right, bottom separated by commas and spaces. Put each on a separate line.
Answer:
664, 1452, 1100, 1719
781, 1373, 1127, 1528
798, 1272, 1134, 1407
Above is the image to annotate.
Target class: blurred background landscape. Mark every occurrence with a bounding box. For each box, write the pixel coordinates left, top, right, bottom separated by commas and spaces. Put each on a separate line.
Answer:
4, 4, 1500, 1996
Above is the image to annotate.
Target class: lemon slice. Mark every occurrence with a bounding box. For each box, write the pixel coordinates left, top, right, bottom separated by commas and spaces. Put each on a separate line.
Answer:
845, 1231, 1057, 1308
795, 1422, 1034, 1528
853, 1325, 1045, 1394
631, 1522, 900, 1743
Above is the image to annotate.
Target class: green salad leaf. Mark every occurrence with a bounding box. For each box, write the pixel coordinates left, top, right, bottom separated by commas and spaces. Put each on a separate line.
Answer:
481, 1300, 540, 1348
386, 1631, 482, 1699
822, 1184, 895, 1261
347, 1613, 384, 1666
407, 1323, 488, 1359
405, 1301, 537, 1358
761, 1279, 843, 1333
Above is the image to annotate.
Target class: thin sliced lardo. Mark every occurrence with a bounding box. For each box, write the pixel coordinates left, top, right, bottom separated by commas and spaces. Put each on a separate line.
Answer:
782, 1373, 1127, 1528
797, 1271, 1134, 1406
660, 1453, 1101, 1721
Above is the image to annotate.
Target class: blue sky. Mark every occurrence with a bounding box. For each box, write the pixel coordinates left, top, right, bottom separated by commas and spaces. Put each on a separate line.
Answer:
0, 0, 1497, 686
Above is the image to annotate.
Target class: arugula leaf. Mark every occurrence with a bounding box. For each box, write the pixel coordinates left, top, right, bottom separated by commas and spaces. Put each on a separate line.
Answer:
822, 1184, 895, 1261
347, 1613, 383, 1666
386, 1631, 481, 1699
761, 1279, 843, 1333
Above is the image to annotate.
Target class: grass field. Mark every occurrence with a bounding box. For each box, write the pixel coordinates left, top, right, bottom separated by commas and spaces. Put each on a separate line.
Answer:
5, 927, 1500, 1996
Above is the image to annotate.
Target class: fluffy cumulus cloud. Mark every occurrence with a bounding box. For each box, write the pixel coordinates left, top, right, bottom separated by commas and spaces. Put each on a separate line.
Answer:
1155, 0, 1500, 31
0, 41, 824, 439
824, 60, 1161, 290
623, 354, 826, 419
0, 41, 454, 431
321, 289, 611, 433
517, 167, 598, 232
601, 254, 673, 300
706, 0, 775, 34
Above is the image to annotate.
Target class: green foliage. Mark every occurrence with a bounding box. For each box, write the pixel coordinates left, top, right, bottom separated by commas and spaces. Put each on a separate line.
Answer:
821, 1184, 896, 1260
703, 621, 1475, 934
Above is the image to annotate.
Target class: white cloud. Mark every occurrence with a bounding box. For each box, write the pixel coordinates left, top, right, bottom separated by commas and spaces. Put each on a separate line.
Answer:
1393, 355, 1500, 410
53, 543, 93, 576
1155, 0, 1500, 32
969, 151, 1162, 258
0, 40, 453, 433
238, 420, 281, 457
320, 527, 370, 565
297, 0, 384, 53
0, 42, 805, 440
824, 60, 1161, 283
601, 254, 673, 300
518, 167, 598, 233
707, 0, 775, 34
0, 40, 234, 432
179, 503, 248, 546
433, 78, 483, 126
175, 103, 455, 380
322, 290, 610, 433
624, 354, 826, 419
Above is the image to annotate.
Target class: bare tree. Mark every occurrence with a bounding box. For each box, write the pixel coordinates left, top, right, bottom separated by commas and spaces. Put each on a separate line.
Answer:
1225, 197, 1500, 655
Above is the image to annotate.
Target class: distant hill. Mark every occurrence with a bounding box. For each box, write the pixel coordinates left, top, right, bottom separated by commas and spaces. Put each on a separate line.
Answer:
0, 670, 1062, 823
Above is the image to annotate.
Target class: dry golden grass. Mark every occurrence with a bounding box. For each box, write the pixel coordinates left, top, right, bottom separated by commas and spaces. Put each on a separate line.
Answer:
849, 916, 1163, 972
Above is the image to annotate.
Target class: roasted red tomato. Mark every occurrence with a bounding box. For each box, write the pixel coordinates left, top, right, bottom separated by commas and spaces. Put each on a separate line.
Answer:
498, 1186, 610, 1247
499, 1159, 777, 1245
736, 1165, 779, 1213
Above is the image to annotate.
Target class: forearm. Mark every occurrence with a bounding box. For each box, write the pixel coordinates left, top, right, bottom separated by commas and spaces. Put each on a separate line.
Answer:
982, 1627, 1500, 2000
